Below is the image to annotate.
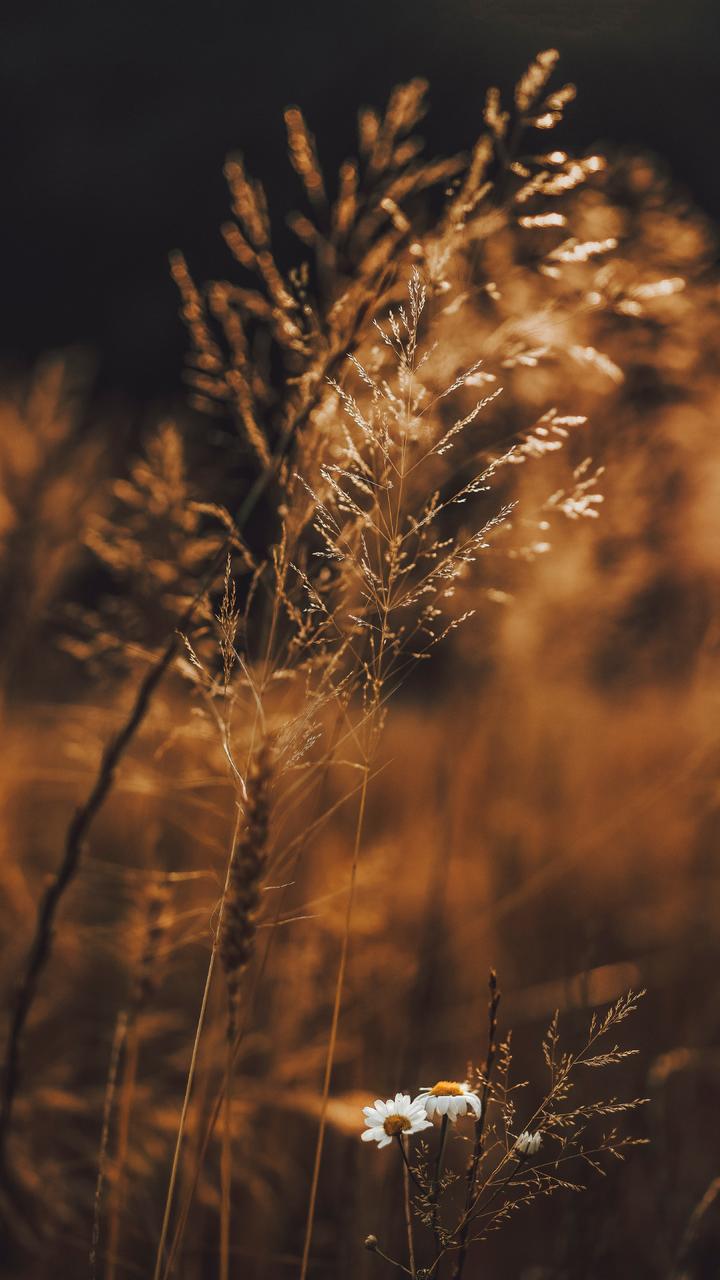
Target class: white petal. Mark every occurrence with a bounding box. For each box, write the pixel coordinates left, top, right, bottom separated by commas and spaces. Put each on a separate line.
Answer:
361, 1127, 378, 1142
425, 1097, 437, 1118
374, 1099, 387, 1116
466, 1094, 482, 1118
378, 1135, 392, 1149
437, 1096, 450, 1115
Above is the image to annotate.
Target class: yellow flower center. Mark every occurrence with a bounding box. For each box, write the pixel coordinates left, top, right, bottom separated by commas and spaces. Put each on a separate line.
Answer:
383, 1114, 412, 1136
430, 1081, 464, 1097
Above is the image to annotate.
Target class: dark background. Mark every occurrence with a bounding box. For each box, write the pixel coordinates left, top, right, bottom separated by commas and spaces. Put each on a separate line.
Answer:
3, 0, 719, 409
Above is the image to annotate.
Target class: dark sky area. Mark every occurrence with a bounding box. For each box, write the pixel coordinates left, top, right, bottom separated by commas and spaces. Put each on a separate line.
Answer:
3, 0, 719, 408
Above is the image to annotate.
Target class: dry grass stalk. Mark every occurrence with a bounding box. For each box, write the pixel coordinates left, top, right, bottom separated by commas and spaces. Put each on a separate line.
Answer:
217, 739, 273, 1280
104, 883, 171, 1280
218, 738, 274, 1042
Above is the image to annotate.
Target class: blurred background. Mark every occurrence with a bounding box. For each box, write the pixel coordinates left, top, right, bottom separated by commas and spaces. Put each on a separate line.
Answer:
1, 4, 720, 1279
3, 0, 720, 404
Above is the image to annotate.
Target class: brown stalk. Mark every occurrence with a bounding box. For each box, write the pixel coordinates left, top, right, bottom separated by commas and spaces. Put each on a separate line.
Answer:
298, 760, 370, 1280
105, 884, 170, 1280
90, 1010, 129, 1280
218, 738, 273, 1280
451, 971, 501, 1280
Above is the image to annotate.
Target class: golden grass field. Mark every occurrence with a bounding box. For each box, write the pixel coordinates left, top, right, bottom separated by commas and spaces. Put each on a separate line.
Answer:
1, 52, 719, 1280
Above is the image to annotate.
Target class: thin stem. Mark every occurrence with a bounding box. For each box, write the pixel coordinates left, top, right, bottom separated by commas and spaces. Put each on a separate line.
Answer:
152, 808, 242, 1280
90, 1010, 128, 1280
220, 1035, 233, 1280
431, 1114, 449, 1255
369, 1242, 412, 1277
452, 972, 500, 1280
399, 1137, 417, 1280
395, 1132, 423, 1192
299, 762, 370, 1280
104, 1017, 141, 1280
463, 1153, 526, 1231
151, 950, 217, 1280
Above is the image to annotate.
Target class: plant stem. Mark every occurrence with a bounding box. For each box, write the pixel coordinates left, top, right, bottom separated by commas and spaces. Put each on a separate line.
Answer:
90, 1010, 128, 1280
151, 949, 217, 1280
452, 972, 500, 1280
431, 1114, 449, 1255
152, 808, 242, 1280
299, 762, 369, 1280
104, 1016, 140, 1280
399, 1138, 417, 1280
220, 1035, 232, 1280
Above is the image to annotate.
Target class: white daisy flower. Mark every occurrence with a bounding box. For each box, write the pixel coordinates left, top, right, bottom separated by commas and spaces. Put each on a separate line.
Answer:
361, 1093, 433, 1149
416, 1080, 482, 1122
514, 1130, 542, 1156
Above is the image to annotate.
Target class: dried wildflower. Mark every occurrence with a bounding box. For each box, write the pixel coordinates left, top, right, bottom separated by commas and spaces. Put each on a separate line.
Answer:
417, 1080, 482, 1122
514, 1130, 542, 1156
361, 1094, 433, 1148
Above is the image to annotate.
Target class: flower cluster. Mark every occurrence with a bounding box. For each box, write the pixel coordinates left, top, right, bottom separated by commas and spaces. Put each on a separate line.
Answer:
361, 1079, 482, 1148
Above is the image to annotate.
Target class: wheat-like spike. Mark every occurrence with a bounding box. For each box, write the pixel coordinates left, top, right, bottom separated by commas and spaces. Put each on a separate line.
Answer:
218, 738, 274, 1040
